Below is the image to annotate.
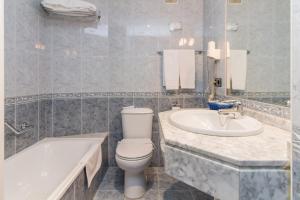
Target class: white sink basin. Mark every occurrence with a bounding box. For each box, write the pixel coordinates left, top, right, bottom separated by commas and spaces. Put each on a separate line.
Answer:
169, 109, 264, 137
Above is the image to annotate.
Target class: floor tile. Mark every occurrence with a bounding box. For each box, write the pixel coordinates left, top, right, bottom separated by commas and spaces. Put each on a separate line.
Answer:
190, 188, 214, 200
159, 190, 193, 200
93, 190, 124, 200
158, 173, 191, 191
98, 168, 124, 191
94, 167, 213, 200
124, 189, 159, 200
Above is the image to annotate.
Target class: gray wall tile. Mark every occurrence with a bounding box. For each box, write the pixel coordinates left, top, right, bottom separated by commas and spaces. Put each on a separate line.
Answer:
134, 97, 159, 132
52, 56, 81, 94
82, 97, 108, 134
109, 97, 133, 134
16, 101, 39, 153
82, 57, 110, 93
183, 96, 205, 108
39, 99, 53, 140
158, 96, 184, 112
53, 99, 82, 137
108, 97, 133, 166
4, 104, 16, 158
15, 51, 39, 97
38, 55, 52, 95
4, 51, 16, 98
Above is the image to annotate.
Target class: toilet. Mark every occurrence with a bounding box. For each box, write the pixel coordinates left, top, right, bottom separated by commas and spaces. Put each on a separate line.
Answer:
115, 107, 154, 199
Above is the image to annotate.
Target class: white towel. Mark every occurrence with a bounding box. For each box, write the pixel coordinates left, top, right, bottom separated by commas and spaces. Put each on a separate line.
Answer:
178, 50, 195, 89
163, 50, 180, 90
85, 144, 102, 187
41, 0, 97, 17
227, 50, 248, 90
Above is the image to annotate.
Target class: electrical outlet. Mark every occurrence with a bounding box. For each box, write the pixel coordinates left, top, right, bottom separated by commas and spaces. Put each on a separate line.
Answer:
214, 78, 222, 87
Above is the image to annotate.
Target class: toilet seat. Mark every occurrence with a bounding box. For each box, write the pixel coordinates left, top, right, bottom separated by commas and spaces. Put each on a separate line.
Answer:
116, 139, 153, 161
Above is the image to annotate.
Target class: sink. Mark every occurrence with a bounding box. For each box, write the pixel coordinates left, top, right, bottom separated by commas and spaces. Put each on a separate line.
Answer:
169, 109, 264, 137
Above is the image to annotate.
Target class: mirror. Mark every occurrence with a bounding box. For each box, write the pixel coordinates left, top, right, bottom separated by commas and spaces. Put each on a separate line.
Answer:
226, 0, 290, 107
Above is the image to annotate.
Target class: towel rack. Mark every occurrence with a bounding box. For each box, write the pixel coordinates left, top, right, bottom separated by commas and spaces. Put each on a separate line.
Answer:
157, 50, 250, 55
157, 50, 204, 55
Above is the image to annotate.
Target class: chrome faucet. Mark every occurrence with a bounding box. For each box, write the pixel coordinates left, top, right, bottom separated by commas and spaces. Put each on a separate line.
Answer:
218, 100, 244, 119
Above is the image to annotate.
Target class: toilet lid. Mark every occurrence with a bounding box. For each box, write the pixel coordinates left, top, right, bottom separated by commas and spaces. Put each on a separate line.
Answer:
116, 139, 153, 160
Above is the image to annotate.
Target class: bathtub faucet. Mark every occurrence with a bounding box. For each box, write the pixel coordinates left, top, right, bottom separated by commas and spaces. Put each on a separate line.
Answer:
218, 101, 244, 119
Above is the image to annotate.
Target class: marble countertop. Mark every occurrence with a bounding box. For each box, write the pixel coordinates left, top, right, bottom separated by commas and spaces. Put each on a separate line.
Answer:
159, 110, 291, 167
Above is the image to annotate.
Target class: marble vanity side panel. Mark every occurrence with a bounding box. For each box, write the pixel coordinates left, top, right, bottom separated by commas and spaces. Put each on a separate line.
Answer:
239, 169, 289, 200
293, 142, 300, 200
164, 145, 240, 200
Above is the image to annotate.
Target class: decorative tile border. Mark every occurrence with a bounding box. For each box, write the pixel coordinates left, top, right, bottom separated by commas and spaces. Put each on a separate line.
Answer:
218, 96, 291, 119
5, 92, 207, 105
231, 91, 290, 98
6, 93, 290, 120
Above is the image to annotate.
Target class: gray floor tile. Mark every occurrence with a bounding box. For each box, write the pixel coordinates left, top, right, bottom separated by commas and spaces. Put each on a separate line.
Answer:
125, 189, 160, 200
158, 173, 191, 191
98, 168, 124, 191
190, 189, 214, 200
94, 190, 124, 200
146, 173, 158, 191
159, 190, 193, 200
94, 167, 213, 200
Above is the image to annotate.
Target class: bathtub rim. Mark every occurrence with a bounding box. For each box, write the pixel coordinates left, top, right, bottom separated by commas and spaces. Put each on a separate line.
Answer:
5, 135, 107, 200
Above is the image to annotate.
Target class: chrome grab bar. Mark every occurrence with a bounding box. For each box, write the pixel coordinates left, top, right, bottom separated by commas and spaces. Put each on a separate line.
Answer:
4, 122, 33, 135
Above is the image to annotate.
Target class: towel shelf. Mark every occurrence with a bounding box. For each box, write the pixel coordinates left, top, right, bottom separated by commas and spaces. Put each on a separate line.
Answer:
43, 9, 101, 21
157, 50, 204, 55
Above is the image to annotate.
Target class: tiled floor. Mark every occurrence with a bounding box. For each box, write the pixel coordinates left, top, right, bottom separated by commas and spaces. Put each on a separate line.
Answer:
93, 167, 213, 200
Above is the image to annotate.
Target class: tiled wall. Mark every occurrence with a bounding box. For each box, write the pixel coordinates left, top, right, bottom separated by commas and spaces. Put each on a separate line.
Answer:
203, 0, 227, 96
5, 93, 206, 166
5, 0, 205, 97
4, 0, 206, 166
292, 0, 300, 198
227, 0, 290, 93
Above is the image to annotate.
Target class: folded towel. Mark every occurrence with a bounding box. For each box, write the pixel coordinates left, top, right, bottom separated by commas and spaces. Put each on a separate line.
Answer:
41, 0, 97, 16
163, 50, 180, 90
178, 49, 195, 89
85, 144, 102, 187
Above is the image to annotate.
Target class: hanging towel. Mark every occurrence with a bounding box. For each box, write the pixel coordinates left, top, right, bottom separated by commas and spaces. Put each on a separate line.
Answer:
85, 143, 102, 187
163, 50, 180, 90
227, 50, 248, 90
178, 49, 195, 89
41, 0, 97, 17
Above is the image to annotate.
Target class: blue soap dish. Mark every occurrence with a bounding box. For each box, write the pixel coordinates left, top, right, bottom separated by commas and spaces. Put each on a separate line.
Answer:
208, 101, 234, 110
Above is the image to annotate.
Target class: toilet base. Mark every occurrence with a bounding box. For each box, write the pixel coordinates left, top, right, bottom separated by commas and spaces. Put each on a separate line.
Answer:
124, 171, 146, 199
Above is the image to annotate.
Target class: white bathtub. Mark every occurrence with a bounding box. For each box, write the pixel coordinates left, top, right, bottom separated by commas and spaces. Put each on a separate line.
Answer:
4, 136, 106, 200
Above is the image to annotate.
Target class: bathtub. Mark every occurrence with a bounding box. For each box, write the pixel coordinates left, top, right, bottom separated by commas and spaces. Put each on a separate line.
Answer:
4, 135, 107, 200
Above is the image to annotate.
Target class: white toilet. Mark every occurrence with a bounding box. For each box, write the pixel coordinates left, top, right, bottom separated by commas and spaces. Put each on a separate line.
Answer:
115, 107, 154, 199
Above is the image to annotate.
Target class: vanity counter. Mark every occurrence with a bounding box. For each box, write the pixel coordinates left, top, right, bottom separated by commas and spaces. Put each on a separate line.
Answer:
159, 109, 291, 168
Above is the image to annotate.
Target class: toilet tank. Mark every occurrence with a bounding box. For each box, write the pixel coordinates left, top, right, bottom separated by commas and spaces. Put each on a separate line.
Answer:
121, 107, 154, 139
